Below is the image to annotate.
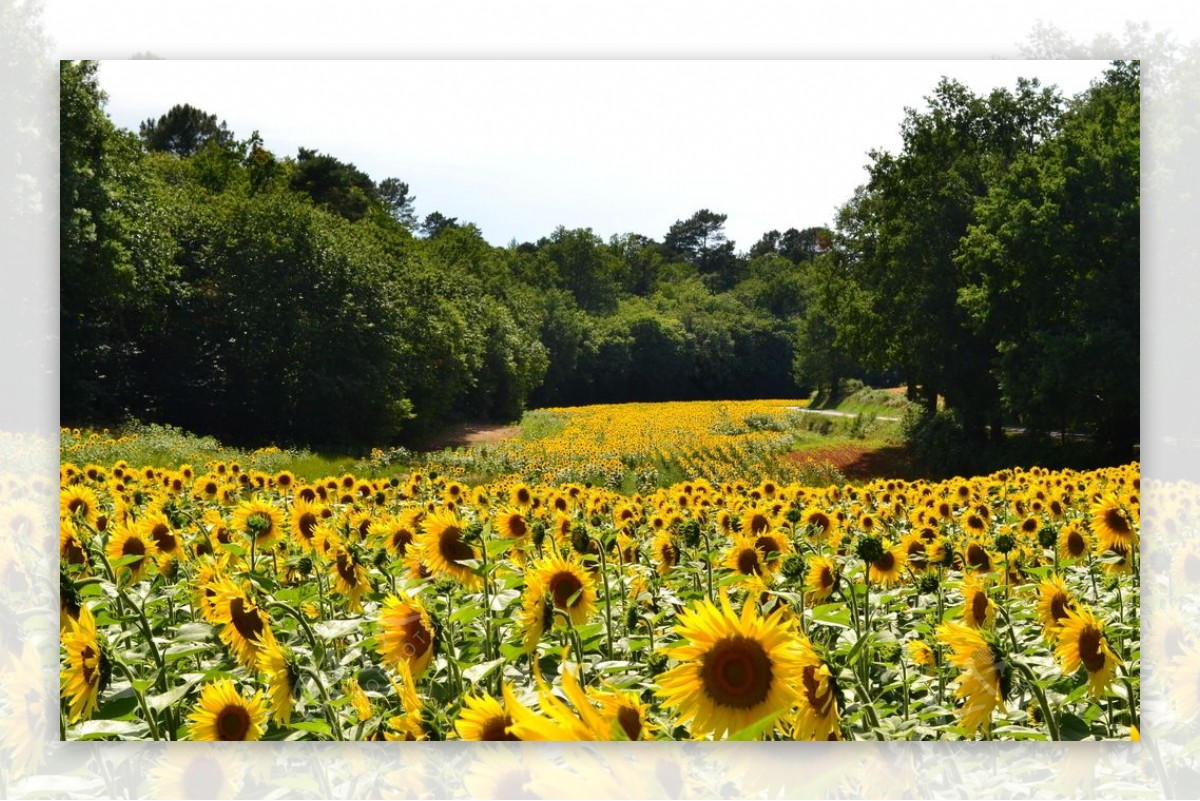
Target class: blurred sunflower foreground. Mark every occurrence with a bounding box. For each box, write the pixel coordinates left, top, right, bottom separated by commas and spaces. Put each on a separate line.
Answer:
59, 453, 1139, 741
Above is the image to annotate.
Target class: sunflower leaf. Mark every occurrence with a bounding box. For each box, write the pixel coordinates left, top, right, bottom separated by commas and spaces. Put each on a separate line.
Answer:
462, 657, 505, 685
314, 619, 363, 640
148, 681, 196, 712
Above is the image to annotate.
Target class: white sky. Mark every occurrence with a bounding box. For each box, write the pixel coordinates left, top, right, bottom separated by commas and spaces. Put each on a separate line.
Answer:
96, 59, 1113, 248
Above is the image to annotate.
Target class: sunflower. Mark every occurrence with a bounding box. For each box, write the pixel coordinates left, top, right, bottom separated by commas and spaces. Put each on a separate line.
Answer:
652, 529, 680, 576
1053, 606, 1122, 697
510, 483, 534, 509
419, 509, 481, 589
209, 579, 273, 670
494, 507, 530, 541
105, 522, 159, 583
868, 541, 905, 588
59, 520, 89, 567
1090, 494, 1138, 551
1058, 523, 1091, 562
739, 508, 775, 537
751, 530, 791, 571
960, 576, 996, 629
805, 555, 838, 604
937, 621, 1008, 738
907, 639, 937, 669
377, 594, 436, 678
60, 604, 109, 723
963, 541, 994, 573
590, 685, 653, 741
724, 536, 768, 581
503, 659, 612, 740
139, 511, 183, 563
1035, 575, 1076, 639
383, 661, 425, 741
802, 508, 837, 542
526, 550, 597, 628
289, 498, 325, 552
455, 691, 521, 741
230, 497, 285, 550
656, 593, 806, 739
186, 679, 268, 741
329, 544, 371, 612
255, 630, 299, 724
60, 485, 101, 529
791, 638, 840, 740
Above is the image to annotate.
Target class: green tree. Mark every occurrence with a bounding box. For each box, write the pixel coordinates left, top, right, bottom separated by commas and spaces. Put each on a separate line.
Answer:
139, 103, 233, 156
957, 62, 1140, 457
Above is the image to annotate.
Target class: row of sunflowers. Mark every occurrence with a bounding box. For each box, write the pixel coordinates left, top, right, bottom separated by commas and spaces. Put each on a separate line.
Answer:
59, 448, 1138, 741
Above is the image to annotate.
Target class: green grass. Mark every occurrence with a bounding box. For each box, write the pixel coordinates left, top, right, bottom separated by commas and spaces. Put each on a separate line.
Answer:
518, 409, 570, 441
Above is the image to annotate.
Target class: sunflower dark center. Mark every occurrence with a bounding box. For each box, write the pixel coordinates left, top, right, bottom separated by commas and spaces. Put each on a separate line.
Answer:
819, 566, 834, 589
1022, 518, 1038, 534
437, 527, 474, 564
907, 541, 927, 568
971, 591, 989, 624
1078, 625, 1107, 673
151, 523, 176, 553
65, 537, 87, 565
297, 513, 318, 540
661, 543, 678, 566
336, 553, 359, 585
747, 514, 769, 534
400, 615, 433, 658
80, 645, 96, 685
617, 705, 642, 740
506, 516, 528, 538
392, 529, 413, 555
967, 515, 984, 531
216, 704, 252, 740
700, 636, 773, 709
122, 537, 146, 558
737, 548, 762, 576
808, 513, 830, 533
230, 597, 265, 641
481, 714, 519, 741
1103, 508, 1131, 536
874, 551, 896, 572
549, 571, 584, 609
754, 536, 782, 562
1066, 531, 1086, 556
801, 664, 834, 716
1049, 593, 1069, 623
516, 488, 531, 505
68, 497, 86, 514
967, 544, 990, 570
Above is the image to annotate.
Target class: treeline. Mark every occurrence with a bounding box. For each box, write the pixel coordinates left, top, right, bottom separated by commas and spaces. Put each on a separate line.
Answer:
797, 62, 1140, 463
62, 62, 848, 450
61, 60, 1138, 462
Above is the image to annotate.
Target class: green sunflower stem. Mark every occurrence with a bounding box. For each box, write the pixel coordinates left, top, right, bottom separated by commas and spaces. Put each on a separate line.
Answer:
268, 601, 325, 667
698, 529, 716, 604
592, 537, 615, 661
1012, 660, 1060, 741
113, 659, 161, 741
303, 666, 344, 741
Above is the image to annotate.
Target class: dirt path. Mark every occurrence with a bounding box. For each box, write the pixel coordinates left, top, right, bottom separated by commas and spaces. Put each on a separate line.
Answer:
784, 443, 920, 481
414, 421, 521, 451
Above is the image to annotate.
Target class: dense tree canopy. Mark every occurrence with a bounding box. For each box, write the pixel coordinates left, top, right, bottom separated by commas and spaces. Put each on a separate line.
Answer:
61, 61, 1138, 461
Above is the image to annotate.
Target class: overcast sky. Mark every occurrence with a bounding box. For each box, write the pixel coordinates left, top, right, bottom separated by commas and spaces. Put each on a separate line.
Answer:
95, 59, 1113, 248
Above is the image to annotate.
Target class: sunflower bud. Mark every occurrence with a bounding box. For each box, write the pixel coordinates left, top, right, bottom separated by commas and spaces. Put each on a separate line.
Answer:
785, 507, 803, 524
781, 554, 807, 581
625, 604, 642, 631
464, 521, 484, 544
571, 528, 591, 556
995, 534, 1016, 555
855, 535, 884, 565
531, 520, 547, 551
918, 573, 940, 594
680, 520, 701, 549
373, 549, 390, 570
297, 556, 313, 575
1038, 526, 1058, 550
60, 567, 81, 622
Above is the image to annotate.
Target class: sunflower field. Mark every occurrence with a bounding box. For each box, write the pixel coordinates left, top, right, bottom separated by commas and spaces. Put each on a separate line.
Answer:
59, 424, 1139, 741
